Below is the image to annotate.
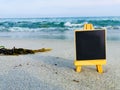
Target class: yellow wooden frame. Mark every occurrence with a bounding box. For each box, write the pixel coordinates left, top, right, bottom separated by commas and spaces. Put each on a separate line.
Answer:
74, 24, 107, 73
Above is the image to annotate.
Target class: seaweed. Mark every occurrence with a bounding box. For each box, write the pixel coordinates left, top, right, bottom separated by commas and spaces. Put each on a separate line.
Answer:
0, 46, 52, 55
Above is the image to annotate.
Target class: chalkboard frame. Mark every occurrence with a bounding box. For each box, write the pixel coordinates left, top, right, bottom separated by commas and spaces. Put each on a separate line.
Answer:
74, 29, 107, 63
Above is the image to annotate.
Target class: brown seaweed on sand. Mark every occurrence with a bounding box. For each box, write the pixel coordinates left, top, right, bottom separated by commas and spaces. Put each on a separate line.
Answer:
0, 46, 52, 55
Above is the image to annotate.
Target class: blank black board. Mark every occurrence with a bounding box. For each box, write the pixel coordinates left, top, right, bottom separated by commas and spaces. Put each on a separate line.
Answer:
75, 30, 106, 60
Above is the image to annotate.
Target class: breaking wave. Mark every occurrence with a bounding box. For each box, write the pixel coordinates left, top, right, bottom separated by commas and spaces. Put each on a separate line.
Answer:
0, 17, 120, 40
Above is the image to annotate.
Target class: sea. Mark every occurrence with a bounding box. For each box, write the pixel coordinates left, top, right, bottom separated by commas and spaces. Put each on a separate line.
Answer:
0, 16, 120, 41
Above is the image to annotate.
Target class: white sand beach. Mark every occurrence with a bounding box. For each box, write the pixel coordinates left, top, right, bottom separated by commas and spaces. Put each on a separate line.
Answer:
0, 38, 120, 90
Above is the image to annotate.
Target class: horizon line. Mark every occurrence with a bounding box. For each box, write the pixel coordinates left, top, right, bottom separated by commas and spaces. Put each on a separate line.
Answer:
0, 16, 120, 19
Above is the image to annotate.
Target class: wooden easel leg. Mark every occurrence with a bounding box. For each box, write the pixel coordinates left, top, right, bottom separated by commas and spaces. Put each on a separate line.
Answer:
76, 66, 81, 72
96, 65, 103, 73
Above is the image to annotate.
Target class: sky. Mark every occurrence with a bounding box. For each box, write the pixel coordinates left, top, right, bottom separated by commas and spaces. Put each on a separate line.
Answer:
0, 0, 120, 18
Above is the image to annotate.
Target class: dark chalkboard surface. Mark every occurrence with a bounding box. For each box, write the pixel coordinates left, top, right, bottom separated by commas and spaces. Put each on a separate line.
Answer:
75, 30, 106, 60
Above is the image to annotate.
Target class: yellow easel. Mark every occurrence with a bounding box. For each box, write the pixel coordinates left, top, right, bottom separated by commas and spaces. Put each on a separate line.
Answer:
74, 24, 106, 73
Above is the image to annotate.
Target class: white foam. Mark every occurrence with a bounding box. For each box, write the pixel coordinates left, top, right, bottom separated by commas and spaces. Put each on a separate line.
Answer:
9, 27, 41, 32
64, 22, 85, 27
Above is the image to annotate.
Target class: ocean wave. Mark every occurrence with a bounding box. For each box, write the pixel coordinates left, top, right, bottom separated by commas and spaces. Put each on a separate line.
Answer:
0, 17, 120, 41
88, 20, 120, 27
0, 18, 120, 29
0, 26, 120, 33
64, 22, 86, 27
0, 21, 66, 28
0, 27, 69, 32
0, 17, 120, 33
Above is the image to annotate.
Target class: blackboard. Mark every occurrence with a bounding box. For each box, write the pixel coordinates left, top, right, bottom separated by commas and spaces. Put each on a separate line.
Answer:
75, 30, 106, 60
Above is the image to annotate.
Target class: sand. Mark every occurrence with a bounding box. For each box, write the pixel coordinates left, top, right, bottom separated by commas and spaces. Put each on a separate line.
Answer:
0, 38, 120, 90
